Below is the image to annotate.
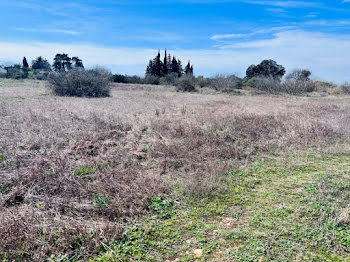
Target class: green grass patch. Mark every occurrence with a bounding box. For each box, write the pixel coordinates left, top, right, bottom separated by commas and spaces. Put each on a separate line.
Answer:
74, 165, 95, 176
90, 152, 350, 261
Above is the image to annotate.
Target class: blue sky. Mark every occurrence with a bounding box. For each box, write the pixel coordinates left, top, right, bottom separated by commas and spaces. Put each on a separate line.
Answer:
0, 0, 350, 82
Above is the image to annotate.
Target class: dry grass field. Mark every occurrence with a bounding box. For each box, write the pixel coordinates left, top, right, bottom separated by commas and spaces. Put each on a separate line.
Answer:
0, 79, 349, 261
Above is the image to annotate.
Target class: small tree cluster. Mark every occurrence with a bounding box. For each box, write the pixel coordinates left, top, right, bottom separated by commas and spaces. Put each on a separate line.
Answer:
53, 54, 84, 72
146, 50, 193, 78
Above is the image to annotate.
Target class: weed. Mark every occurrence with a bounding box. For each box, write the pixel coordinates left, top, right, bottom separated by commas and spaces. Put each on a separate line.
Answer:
0, 183, 11, 194
93, 192, 109, 209
148, 195, 175, 219
74, 165, 95, 176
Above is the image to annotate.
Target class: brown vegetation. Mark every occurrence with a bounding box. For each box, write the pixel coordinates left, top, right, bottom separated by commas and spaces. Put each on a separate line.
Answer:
1, 80, 350, 259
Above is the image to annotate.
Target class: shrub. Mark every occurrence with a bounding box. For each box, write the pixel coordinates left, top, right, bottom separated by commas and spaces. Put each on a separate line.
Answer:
249, 77, 316, 95
249, 77, 282, 93
341, 82, 350, 94
209, 74, 243, 91
28, 70, 50, 80
175, 75, 196, 92
113, 74, 144, 84
113, 74, 127, 83
286, 69, 312, 81
282, 79, 316, 94
3, 64, 26, 79
144, 75, 160, 85
159, 72, 178, 85
125, 75, 144, 84
196, 76, 211, 88
48, 68, 112, 97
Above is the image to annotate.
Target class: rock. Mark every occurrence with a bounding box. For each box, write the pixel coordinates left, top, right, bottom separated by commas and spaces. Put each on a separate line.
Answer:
193, 249, 203, 257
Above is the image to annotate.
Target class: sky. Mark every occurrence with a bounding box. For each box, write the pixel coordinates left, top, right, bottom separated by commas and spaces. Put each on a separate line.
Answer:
0, 0, 350, 82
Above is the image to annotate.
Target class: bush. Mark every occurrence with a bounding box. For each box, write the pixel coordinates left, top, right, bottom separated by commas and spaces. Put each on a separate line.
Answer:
144, 75, 160, 85
175, 75, 196, 92
196, 76, 211, 88
28, 70, 50, 80
286, 69, 312, 81
341, 82, 350, 94
248, 77, 281, 93
113, 74, 144, 84
159, 73, 178, 85
113, 74, 127, 83
315, 81, 337, 90
249, 77, 316, 95
48, 68, 112, 97
282, 79, 316, 94
209, 74, 243, 91
3, 64, 27, 79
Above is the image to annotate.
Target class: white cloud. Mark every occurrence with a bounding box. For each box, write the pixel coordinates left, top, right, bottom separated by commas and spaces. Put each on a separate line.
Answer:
242, 1, 320, 8
0, 30, 350, 83
16, 28, 81, 35
211, 33, 251, 40
210, 26, 295, 40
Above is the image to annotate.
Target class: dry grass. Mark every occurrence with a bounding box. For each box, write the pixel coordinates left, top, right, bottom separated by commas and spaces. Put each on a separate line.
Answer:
1, 79, 350, 260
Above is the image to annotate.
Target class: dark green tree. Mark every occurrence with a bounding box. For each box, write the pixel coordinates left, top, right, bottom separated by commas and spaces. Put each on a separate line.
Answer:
184, 61, 193, 75
53, 54, 64, 72
62, 54, 72, 71
72, 57, 84, 69
145, 50, 190, 78
32, 56, 51, 71
246, 59, 285, 80
162, 49, 168, 76
53, 54, 72, 72
152, 50, 163, 77
22, 57, 29, 69
177, 59, 183, 77
171, 56, 179, 75
146, 59, 154, 75
167, 53, 172, 73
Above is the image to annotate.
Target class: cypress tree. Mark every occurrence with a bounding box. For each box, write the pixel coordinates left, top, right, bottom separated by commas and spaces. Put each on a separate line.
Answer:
167, 53, 172, 73
185, 61, 191, 75
22, 57, 29, 69
146, 59, 153, 75
177, 59, 183, 77
162, 49, 168, 75
152, 50, 163, 77
171, 56, 179, 75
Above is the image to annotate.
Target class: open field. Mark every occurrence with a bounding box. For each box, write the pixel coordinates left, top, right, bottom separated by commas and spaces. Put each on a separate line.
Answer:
0, 79, 349, 261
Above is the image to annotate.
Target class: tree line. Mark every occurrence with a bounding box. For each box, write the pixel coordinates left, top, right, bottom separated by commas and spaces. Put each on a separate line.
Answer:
0, 54, 85, 79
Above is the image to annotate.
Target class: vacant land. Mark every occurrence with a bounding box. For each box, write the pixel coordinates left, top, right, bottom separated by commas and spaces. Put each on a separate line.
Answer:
0, 79, 349, 261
